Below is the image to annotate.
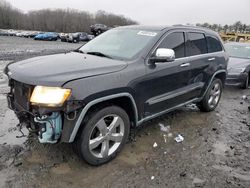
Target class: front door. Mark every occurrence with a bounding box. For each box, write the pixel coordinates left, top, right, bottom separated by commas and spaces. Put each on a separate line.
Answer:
142, 31, 195, 117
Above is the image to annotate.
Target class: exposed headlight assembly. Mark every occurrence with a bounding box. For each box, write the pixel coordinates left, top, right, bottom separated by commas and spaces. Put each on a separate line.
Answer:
30, 86, 71, 107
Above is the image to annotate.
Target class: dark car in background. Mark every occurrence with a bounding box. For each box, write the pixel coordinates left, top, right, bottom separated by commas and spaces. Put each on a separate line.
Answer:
34, 32, 59, 41
67, 32, 93, 43
90, 24, 110, 36
79, 32, 93, 42
5, 25, 228, 165
225, 42, 250, 89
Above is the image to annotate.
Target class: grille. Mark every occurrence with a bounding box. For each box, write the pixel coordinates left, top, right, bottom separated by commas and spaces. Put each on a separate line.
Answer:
12, 80, 33, 111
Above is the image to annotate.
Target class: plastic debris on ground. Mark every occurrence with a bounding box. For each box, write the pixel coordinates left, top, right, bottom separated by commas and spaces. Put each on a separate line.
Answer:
163, 134, 167, 143
168, 133, 173, 137
186, 103, 197, 110
153, 142, 158, 148
151, 176, 155, 180
242, 95, 247, 100
175, 134, 184, 143
159, 123, 171, 133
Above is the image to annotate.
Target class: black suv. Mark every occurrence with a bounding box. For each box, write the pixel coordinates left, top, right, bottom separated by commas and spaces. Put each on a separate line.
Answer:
90, 23, 110, 36
5, 25, 228, 165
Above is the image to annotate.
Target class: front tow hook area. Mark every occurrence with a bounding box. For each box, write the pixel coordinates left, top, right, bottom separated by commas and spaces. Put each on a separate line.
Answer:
34, 112, 62, 144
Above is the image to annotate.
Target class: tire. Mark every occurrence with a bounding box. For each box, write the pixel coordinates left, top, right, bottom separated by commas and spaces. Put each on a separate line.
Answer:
241, 74, 249, 89
97, 30, 102, 35
197, 78, 222, 112
74, 106, 130, 165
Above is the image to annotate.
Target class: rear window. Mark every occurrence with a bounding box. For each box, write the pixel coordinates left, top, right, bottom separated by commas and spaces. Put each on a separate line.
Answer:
207, 36, 223, 53
186, 32, 207, 56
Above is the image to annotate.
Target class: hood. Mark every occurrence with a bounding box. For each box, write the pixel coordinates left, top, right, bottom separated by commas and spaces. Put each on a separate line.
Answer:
7, 52, 127, 86
227, 57, 250, 69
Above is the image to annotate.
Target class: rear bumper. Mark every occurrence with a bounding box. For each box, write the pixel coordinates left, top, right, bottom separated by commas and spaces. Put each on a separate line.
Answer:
225, 73, 248, 86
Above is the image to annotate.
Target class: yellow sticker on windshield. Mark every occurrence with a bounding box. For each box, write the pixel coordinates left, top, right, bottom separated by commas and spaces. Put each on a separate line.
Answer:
137, 31, 157, 37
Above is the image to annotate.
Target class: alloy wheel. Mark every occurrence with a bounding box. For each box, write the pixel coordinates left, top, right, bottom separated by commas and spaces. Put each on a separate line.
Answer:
88, 114, 125, 158
208, 82, 221, 109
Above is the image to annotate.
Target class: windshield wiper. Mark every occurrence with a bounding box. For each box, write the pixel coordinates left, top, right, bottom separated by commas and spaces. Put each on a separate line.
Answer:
86, 51, 112, 59
73, 49, 84, 54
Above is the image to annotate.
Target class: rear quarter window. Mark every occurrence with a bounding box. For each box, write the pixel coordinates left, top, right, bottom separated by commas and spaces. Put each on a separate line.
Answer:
186, 32, 207, 56
206, 35, 223, 53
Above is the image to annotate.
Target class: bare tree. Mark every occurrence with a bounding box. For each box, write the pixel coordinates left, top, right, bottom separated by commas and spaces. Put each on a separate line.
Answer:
0, 0, 137, 32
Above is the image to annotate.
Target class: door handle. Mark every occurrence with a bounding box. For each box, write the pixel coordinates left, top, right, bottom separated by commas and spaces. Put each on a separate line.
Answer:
208, 57, 215, 61
180, 63, 190, 67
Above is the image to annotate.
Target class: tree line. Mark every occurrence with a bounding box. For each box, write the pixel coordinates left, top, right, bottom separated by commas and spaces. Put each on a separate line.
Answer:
0, 0, 137, 33
196, 21, 250, 34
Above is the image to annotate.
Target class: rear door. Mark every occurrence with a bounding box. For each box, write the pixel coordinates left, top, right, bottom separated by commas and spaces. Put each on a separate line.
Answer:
184, 31, 211, 99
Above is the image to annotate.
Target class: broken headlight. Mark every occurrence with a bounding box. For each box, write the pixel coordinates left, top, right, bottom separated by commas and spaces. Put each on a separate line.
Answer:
30, 86, 71, 107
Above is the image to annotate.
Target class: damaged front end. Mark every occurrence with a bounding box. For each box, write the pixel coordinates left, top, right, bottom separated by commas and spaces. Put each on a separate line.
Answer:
6, 79, 83, 144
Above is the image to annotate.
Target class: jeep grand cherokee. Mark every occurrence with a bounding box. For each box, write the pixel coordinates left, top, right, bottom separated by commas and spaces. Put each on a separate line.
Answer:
5, 25, 228, 165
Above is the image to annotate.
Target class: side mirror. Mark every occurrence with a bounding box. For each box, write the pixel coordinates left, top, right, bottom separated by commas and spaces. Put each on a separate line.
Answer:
149, 48, 175, 63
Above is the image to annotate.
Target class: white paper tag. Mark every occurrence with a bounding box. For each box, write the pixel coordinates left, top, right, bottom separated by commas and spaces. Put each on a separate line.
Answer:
137, 31, 157, 37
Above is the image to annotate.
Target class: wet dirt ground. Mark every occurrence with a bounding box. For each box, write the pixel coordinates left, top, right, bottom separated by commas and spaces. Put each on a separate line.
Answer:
0, 36, 250, 188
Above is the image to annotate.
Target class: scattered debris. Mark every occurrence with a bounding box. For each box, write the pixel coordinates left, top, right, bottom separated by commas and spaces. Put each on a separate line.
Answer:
180, 170, 187, 177
153, 142, 158, 148
168, 133, 173, 137
163, 134, 167, 143
14, 161, 22, 167
151, 176, 155, 180
186, 103, 197, 110
242, 95, 247, 100
175, 134, 184, 143
159, 123, 171, 133
192, 178, 206, 187
212, 127, 217, 131
164, 151, 167, 155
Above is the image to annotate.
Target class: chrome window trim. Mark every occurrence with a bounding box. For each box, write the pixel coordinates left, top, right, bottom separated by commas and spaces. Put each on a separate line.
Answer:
146, 29, 225, 65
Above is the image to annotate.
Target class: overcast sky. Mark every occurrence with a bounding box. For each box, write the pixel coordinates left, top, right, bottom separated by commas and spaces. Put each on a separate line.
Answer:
6, 0, 250, 25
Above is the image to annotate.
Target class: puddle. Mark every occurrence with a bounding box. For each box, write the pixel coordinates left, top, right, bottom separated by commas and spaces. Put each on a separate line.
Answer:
0, 110, 28, 145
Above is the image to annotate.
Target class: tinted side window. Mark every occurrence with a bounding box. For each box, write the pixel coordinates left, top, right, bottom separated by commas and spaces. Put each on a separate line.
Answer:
158, 32, 185, 58
186, 32, 207, 56
207, 36, 223, 53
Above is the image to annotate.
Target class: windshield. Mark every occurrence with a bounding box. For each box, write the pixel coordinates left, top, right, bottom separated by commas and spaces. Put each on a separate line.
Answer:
79, 29, 159, 60
225, 43, 250, 59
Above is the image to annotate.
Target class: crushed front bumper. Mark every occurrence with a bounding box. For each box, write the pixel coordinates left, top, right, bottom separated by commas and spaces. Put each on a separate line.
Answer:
7, 79, 84, 143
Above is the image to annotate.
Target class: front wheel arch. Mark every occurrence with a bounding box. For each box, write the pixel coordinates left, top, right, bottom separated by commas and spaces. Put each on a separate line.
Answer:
69, 94, 138, 143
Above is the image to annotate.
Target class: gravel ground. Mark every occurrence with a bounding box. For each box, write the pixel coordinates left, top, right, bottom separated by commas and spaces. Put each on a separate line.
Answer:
0, 36, 250, 188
